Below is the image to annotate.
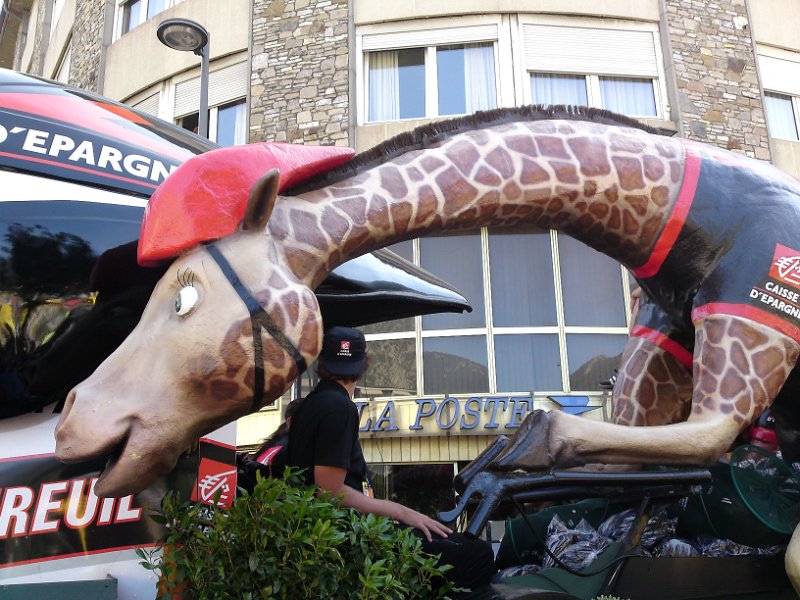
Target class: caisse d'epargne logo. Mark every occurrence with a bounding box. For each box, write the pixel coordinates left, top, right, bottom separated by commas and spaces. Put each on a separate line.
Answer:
769, 244, 800, 290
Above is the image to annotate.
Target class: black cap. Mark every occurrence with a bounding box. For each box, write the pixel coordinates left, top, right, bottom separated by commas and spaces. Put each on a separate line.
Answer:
319, 326, 367, 377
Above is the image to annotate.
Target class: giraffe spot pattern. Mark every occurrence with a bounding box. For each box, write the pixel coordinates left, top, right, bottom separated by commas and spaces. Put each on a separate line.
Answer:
380, 165, 409, 199
445, 140, 481, 177
549, 160, 580, 184
290, 210, 328, 251
486, 146, 515, 178
568, 137, 612, 177
612, 156, 645, 191
437, 167, 478, 214
536, 136, 570, 159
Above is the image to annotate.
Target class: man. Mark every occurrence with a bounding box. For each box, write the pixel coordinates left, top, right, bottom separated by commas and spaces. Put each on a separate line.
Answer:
286, 326, 450, 540
287, 326, 496, 588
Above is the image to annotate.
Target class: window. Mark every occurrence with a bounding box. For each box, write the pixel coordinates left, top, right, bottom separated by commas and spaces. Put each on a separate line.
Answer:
367, 42, 497, 122
362, 227, 632, 398
118, 0, 183, 35
764, 92, 800, 141
51, 0, 66, 31
55, 43, 71, 84
215, 100, 247, 147
758, 48, 800, 142
523, 20, 665, 118
370, 464, 456, 516
176, 99, 247, 146
530, 73, 657, 117
173, 61, 249, 145
121, 0, 142, 34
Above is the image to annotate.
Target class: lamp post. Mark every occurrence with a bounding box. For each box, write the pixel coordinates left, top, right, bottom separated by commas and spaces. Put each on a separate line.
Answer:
157, 18, 210, 139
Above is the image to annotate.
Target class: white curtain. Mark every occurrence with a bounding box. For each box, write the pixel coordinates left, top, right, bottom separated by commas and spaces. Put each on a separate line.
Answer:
464, 43, 497, 112
232, 102, 247, 145
765, 93, 799, 141
530, 73, 588, 106
369, 51, 400, 122
600, 77, 657, 116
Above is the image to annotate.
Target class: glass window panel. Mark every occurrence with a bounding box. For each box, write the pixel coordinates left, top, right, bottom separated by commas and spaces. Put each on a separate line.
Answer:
530, 73, 588, 106
52, 0, 66, 25
463, 43, 497, 113
558, 235, 626, 327
216, 99, 247, 146
437, 45, 467, 116
368, 50, 400, 121
1, 201, 146, 409
398, 48, 425, 119
764, 93, 799, 141
494, 334, 562, 392
122, 0, 141, 33
437, 43, 497, 116
386, 240, 413, 262
357, 338, 416, 397
371, 464, 456, 515
368, 48, 425, 121
176, 112, 199, 135
421, 233, 485, 329
599, 77, 657, 117
566, 334, 628, 392
146, 0, 167, 18
423, 335, 489, 395
489, 227, 556, 327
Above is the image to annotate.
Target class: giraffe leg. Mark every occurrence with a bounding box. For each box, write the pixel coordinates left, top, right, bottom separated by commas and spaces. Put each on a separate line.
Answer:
490, 315, 799, 470
611, 336, 693, 427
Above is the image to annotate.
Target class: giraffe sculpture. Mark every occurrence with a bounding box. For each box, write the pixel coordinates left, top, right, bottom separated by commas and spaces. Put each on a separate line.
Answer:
54, 106, 800, 585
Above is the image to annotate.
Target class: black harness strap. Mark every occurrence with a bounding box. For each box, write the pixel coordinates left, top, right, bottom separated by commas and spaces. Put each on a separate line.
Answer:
205, 243, 307, 410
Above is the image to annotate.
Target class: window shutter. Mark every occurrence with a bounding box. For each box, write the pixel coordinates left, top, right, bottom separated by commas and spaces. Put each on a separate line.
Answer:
523, 24, 658, 78
132, 92, 159, 116
759, 54, 800, 98
173, 61, 248, 117
362, 25, 497, 51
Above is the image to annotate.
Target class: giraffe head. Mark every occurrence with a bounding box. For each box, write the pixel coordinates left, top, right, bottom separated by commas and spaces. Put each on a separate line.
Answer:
55, 171, 323, 497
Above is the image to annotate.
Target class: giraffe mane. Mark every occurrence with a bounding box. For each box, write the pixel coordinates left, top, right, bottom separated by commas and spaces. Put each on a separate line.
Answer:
284, 105, 662, 195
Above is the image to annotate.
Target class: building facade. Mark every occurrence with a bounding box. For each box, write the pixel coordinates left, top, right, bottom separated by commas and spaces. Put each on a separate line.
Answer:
4, 0, 800, 511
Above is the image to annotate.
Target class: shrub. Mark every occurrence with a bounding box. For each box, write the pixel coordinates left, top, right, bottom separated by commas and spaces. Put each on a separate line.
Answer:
137, 469, 454, 600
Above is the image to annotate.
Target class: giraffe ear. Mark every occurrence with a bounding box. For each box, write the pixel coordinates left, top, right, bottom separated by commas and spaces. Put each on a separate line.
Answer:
241, 168, 280, 231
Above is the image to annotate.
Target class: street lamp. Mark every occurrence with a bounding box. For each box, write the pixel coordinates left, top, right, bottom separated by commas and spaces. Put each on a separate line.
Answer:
157, 18, 210, 139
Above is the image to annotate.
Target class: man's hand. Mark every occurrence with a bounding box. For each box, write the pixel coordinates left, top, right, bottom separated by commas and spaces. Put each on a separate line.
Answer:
396, 505, 452, 541
314, 465, 452, 541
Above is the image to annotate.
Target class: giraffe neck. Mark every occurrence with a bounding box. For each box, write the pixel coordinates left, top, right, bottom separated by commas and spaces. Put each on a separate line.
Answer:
269, 119, 686, 287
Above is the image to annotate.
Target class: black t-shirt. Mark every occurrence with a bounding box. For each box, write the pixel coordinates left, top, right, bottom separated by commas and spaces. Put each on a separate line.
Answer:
286, 380, 368, 492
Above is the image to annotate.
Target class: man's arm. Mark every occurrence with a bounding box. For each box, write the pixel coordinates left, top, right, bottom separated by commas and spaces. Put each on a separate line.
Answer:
314, 465, 452, 542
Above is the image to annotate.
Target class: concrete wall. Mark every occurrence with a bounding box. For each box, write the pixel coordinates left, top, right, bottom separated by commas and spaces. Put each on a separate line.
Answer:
354, 0, 659, 25
103, 0, 249, 101
749, 0, 800, 52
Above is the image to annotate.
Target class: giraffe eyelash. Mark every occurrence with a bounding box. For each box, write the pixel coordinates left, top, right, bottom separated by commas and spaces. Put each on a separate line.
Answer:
176, 268, 196, 288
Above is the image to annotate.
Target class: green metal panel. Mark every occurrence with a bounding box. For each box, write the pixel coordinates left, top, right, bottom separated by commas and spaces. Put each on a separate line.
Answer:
0, 577, 117, 600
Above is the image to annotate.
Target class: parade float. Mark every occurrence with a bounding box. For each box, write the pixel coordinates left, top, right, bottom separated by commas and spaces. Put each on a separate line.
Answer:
3, 67, 800, 599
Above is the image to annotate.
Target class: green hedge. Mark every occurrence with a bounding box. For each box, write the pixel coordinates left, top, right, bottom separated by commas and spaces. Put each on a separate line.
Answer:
137, 469, 455, 600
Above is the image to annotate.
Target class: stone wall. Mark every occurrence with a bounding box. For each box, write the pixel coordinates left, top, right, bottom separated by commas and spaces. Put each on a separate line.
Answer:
664, 0, 770, 159
28, 0, 49, 75
70, 0, 111, 92
250, 0, 350, 145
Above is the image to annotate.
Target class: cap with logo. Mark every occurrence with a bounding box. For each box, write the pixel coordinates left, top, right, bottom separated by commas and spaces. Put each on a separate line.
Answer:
319, 326, 367, 377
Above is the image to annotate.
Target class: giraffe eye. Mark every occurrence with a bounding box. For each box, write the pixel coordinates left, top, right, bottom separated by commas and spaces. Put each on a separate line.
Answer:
175, 286, 199, 317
